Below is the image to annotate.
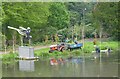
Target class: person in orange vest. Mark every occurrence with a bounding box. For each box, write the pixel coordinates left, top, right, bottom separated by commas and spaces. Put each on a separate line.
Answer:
93, 38, 97, 45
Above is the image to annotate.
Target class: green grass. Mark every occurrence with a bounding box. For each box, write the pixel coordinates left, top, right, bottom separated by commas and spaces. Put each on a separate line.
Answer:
84, 41, 119, 52
34, 47, 83, 58
34, 41, 119, 58
98, 41, 119, 51
34, 47, 87, 58
1, 41, 119, 59
34, 48, 49, 57
1, 52, 18, 61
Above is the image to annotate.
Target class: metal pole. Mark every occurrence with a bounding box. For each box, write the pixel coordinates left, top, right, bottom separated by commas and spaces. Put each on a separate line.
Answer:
82, 8, 86, 49
99, 25, 103, 76
82, 24, 85, 77
82, 24, 84, 49
100, 27, 102, 61
82, 8, 86, 62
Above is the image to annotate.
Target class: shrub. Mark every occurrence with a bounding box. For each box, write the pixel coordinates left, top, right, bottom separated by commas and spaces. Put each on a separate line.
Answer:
2, 53, 18, 61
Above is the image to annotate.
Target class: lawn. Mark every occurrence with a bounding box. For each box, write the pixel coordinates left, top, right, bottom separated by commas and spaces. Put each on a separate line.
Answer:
1, 41, 119, 60
34, 41, 119, 58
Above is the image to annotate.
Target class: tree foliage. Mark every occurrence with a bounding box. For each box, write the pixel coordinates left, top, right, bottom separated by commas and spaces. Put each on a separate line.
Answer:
48, 3, 70, 30
92, 2, 118, 39
2, 2, 51, 42
2, 2, 70, 45
1, 2, 118, 46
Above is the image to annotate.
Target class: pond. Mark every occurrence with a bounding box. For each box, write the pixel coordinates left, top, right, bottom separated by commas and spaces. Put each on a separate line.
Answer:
2, 52, 119, 77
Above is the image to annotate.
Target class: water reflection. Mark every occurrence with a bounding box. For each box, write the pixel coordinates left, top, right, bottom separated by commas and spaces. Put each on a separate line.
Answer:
71, 58, 83, 64
2, 53, 118, 77
19, 60, 34, 72
50, 58, 66, 66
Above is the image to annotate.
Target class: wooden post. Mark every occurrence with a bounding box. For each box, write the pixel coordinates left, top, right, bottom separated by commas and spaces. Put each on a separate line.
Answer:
12, 35, 15, 53
4, 35, 6, 54
72, 26, 74, 41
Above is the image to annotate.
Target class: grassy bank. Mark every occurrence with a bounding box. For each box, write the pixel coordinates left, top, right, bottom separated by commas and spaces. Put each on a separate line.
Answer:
34, 48, 83, 58
1, 53, 18, 61
34, 41, 119, 58
1, 41, 119, 60
83, 41, 119, 54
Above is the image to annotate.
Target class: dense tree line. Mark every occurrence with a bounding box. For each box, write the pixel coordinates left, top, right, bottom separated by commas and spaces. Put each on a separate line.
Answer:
92, 2, 119, 40
1, 2, 119, 46
1, 2, 70, 45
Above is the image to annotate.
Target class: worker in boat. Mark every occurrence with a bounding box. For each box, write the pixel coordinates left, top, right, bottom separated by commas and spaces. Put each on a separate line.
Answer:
107, 48, 111, 53
93, 45, 100, 59
94, 45, 100, 53
105, 46, 111, 53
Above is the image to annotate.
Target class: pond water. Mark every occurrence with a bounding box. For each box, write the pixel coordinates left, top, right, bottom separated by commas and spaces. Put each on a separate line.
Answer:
2, 52, 119, 77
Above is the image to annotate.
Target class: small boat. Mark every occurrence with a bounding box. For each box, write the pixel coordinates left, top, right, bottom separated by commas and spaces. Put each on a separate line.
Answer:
92, 48, 112, 53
